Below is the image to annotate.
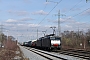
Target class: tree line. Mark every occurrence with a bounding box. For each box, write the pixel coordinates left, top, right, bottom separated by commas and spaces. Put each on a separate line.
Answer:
61, 29, 90, 50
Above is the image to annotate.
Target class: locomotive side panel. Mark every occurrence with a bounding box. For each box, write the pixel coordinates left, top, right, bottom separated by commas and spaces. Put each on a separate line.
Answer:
36, 40, 42, 47
42, 37, 51, 48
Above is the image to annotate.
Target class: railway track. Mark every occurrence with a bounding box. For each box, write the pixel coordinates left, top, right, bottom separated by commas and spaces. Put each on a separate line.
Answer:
23, 46, 89, 60
24, 47, 67, 60
22, 45, 90, 60
52, 49, 90, 60
25, 47, 68, 60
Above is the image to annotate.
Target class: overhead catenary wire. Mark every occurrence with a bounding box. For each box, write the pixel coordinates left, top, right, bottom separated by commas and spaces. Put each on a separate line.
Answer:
28, 0, 63, 38
63, 8, 90, 24
38, 0, 84, 31
71, 7, 90, 24
72, 8, 90, 17
59, 0, 90, 24
38, 0, 62, 24
31, 0, 89, 37
36, 2, 48, 23
64, 0, 83, 15
16, 0, 86, 34
62, 0, 90, 25
30, 0, 62, 33
5, 0, 90, 40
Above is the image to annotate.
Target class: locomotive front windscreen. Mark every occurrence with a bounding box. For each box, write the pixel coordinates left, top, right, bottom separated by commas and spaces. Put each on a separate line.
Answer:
50, 37, 61, 40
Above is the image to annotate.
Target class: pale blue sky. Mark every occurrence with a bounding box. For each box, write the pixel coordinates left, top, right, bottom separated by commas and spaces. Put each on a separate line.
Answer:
0, 0, 90, 42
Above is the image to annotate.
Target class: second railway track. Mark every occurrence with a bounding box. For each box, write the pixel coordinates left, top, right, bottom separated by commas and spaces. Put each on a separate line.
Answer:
52, 49, 90, 60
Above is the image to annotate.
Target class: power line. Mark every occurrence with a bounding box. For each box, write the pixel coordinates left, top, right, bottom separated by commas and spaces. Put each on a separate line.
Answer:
38, 0, 62, 24
63, 0, 90, 26
31, 0, 62, 34
36, 2, 48, 23
69, 0, 82, 12
72, 8, 90, 17
64, 0, 83, 14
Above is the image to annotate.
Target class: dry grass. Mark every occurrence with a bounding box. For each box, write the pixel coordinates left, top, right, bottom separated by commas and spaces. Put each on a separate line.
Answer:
0, 48, 16, 60
0, 40, 29, 60
1, 40, 19, 60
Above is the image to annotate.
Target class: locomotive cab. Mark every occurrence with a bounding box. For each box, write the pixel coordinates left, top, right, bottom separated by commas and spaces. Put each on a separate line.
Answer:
50, 36, 61, 50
